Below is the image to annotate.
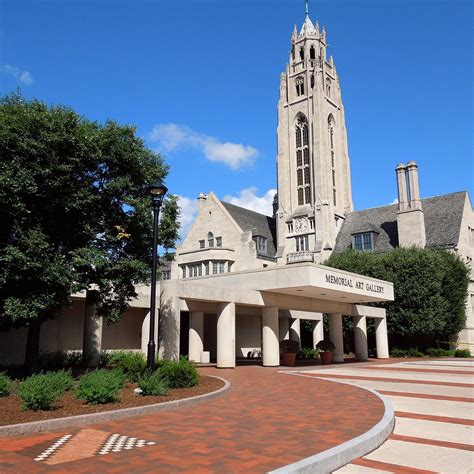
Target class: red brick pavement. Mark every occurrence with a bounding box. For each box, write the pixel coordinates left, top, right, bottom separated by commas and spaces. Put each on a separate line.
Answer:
0, 366, 385, 473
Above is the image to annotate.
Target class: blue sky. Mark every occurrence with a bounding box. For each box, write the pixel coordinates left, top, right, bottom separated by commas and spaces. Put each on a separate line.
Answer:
1, 0, 472, 238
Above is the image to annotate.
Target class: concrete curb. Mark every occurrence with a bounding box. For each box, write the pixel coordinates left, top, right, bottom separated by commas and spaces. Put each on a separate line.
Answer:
269, 372, 395, 474
0, 376, 230, 437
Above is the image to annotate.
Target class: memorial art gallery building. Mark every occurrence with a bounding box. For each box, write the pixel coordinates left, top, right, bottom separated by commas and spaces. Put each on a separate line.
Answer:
0, 6, 472, 366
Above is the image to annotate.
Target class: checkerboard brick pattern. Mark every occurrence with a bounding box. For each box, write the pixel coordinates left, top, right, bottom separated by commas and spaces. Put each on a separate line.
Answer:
0, 366, 385, 472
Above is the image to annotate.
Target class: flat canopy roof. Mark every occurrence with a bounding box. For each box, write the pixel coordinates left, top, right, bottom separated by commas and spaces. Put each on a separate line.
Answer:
179, 263, 394, 305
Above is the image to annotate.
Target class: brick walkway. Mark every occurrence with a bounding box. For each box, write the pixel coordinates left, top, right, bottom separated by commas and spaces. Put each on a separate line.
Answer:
0, 366, 385, 473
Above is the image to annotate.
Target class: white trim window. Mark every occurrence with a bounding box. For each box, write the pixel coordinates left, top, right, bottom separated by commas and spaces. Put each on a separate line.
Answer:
256, 236, 267, 254
353, 232, 374, 251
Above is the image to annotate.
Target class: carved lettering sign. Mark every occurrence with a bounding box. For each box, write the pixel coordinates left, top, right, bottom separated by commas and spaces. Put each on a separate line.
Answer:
325, 274, 384, 294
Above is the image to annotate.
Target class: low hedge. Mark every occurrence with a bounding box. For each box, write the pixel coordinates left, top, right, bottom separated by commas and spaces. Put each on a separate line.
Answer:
157, 358, 199, 389
0, 372, 11, 397
76, 369, 125, 405
138, 371, 169, 396
18, 370, 73, 411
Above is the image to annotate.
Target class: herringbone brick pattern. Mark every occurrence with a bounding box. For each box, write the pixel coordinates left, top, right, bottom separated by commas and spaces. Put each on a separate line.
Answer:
0, 366, 385, 473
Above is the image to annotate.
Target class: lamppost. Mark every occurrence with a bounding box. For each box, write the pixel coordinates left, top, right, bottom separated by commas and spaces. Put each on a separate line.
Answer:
146, 180, 168, 370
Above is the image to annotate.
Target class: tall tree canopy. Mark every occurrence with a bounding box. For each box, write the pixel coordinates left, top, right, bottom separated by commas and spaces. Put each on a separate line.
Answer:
325, 247, 469, 348
0, 94, 180, 370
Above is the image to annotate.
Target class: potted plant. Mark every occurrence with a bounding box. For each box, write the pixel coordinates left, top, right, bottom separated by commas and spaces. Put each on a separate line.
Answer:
316, 340, 335, 365
280, 340, 300, 366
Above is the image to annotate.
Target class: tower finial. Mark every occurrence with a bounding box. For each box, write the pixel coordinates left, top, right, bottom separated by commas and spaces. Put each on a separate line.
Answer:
305, 0, 309, 19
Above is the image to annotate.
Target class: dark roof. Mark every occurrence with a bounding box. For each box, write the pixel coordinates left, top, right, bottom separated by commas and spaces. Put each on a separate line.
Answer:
334, 192, 468, 253
221, 201, 277, 258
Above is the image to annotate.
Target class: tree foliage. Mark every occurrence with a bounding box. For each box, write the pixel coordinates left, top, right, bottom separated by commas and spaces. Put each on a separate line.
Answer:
0, 93, 180, 367
325, 248, 469, 345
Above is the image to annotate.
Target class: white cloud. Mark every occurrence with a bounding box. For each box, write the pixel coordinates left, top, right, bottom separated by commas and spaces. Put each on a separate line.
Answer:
2, 64, 34, 85
223, 187, 277, 216
390, 198, 398, 205
148, 123, 258, 170
177, 194, 198, 241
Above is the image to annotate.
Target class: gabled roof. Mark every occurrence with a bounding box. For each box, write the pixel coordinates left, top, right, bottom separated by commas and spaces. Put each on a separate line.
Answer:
334, 192, 468, 253
221, 202, 277, 258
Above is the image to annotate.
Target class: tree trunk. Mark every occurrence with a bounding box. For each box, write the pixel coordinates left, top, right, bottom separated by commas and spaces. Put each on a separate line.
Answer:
24, 318, 42, 375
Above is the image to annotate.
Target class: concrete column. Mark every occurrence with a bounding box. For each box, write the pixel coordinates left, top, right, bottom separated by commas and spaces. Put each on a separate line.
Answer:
141, 310, 158, 356
353, 315, 368, 361
328, 313, 344, 363
189, 311, 204, 363
217, 302, 235, 368
312, 318, 324, 349
82, 292, 103, 368
289, 318, 301, 347
262, 307, 280, 367
158, 282, 180, 361
375, 317, 390, 358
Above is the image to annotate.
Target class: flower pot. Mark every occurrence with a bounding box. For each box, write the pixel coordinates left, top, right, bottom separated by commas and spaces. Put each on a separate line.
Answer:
320, 351, 333, 365
281, 352, 297, 367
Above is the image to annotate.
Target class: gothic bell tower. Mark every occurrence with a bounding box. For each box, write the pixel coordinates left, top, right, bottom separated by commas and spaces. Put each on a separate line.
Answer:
275, 1, 353, 265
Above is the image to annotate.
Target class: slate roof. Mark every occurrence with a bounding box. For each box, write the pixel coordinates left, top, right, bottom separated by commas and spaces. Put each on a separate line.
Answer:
334, 192, 468, 253
221, 201, 277, 258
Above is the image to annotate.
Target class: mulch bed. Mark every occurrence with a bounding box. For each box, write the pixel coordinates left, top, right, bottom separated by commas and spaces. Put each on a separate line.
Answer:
0, 375, 224, 427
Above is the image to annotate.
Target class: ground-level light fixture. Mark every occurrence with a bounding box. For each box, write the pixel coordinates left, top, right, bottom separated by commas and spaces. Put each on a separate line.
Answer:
146, 180, 168, 370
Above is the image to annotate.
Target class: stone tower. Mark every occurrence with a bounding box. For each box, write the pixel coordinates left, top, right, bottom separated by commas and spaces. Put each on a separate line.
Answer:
275, 2, 353, 265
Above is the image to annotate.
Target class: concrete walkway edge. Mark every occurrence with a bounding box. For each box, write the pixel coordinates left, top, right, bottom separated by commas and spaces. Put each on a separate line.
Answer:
0, 375, 230, 437
269, 373, 395, 474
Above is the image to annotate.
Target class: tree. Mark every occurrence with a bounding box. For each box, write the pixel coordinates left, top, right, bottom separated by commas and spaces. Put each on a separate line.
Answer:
0, 94, 179, 372
325, 247, 469, 348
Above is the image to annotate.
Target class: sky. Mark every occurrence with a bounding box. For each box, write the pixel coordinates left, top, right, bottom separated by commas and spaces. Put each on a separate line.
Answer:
1, 0, 473, 240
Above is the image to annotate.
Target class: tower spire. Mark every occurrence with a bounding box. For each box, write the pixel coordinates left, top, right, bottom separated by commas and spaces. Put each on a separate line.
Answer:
305, 0, 309, 19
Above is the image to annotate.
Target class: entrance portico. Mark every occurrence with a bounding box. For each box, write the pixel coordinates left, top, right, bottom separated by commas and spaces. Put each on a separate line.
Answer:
155, 263, 394, 368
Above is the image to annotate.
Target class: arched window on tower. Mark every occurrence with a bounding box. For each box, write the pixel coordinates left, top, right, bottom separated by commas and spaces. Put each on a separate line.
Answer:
310, 45, 316, 60
291, 45, 295, 61
328, 115, 336, 207
207, 232, 214, 248
310, 74, 315, 88
295, 115, 312, 206
295, 77, 305, 96
299, 47, 305, 60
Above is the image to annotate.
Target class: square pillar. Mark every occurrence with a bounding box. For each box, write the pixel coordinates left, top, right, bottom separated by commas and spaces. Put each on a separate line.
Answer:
262, 307, 280, 367
189, 311, 204, 363
312, 317, 324, 349
353, 315, 368, 361
328, 313, 344, 363
217, 302, 235, 368
375, 317, 389, 358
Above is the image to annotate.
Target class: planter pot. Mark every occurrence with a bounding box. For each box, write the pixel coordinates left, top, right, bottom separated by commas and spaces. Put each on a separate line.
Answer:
320, 351, 333, 365
281, 352, 297, 367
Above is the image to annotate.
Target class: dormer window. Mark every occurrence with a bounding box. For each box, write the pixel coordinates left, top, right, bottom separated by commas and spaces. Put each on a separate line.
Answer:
199, 240, 205, 249
207, 232, 214, 247
352, 232, 374, 251
256, 236, 267, 254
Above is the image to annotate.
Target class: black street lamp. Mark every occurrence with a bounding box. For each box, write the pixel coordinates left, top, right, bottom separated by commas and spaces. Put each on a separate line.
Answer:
146, 180, 168, 370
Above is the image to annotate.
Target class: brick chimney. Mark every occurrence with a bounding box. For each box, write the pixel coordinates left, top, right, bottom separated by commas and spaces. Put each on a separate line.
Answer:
396, 161, 426, 248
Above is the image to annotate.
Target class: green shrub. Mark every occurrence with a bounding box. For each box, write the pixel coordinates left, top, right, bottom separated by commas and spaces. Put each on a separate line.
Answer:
0, 373, 11, 397
316, 339, 335, 353
138, 371, 169, 396
76, 369, 125, 404
157, 358, 199, 389
426, 348, 454, 357
48, 369, 74, 391
105, 351, 146, 382
390, 347, 425, 358
297, 348, 319, 359
39, 351, 66, 370
279, 340, 300, 353
455, 349, 471, 358
18, 372, 67, 411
